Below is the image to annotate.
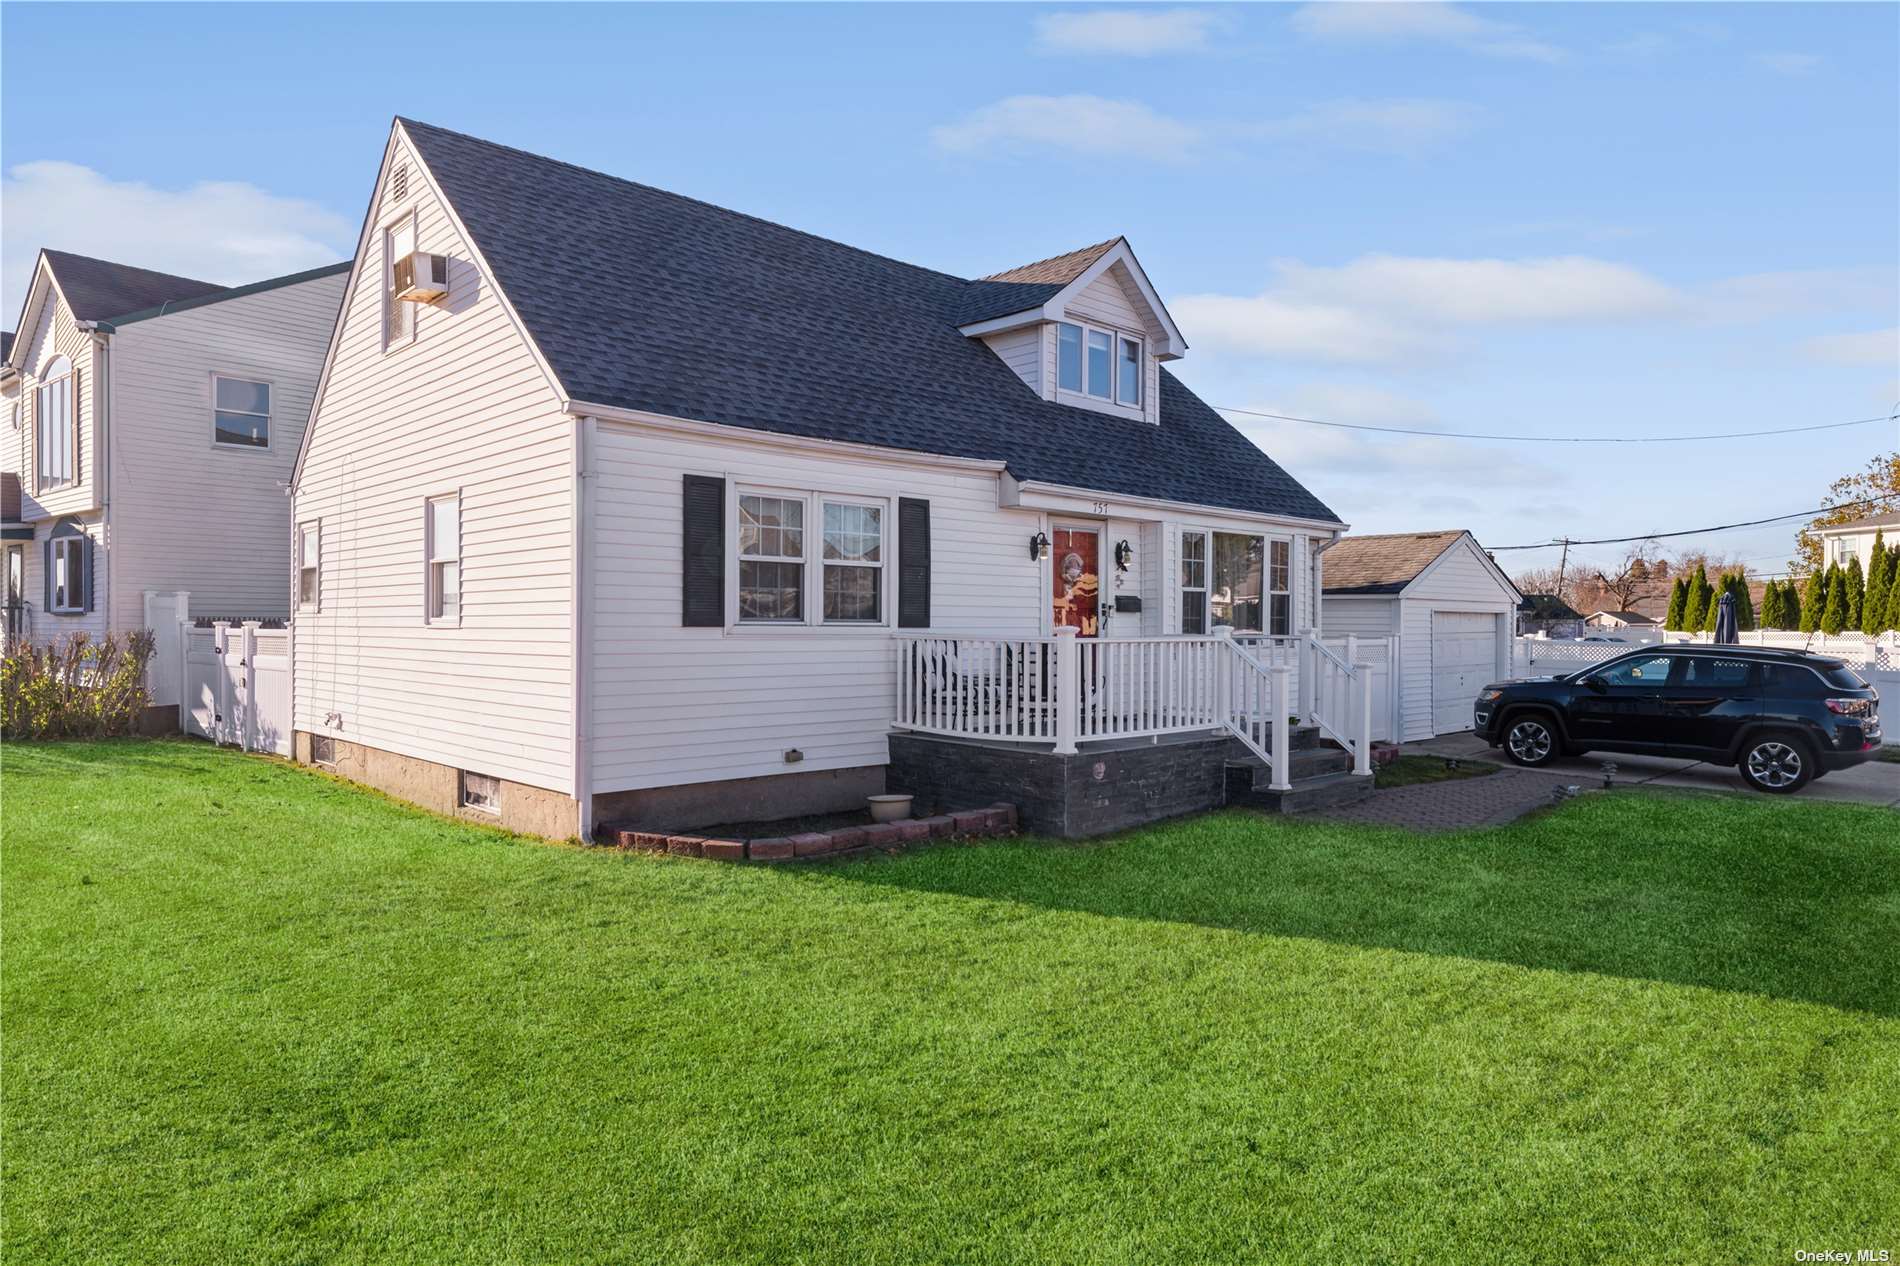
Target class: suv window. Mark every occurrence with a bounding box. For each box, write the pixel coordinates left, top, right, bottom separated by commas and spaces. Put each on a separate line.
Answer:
1596, 654, 1674, 687
1816, 660, 1868, 690
1679, 657, 1755, 687
1761, 663, 1816, 694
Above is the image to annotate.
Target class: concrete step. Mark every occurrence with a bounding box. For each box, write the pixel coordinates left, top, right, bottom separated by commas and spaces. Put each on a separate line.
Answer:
1229, 769, 1376, 815
1225, 725, 1325, 763
1225, 746, 1352, 792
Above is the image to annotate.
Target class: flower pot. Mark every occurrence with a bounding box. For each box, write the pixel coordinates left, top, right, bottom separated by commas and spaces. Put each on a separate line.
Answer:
867, 794, 913, 823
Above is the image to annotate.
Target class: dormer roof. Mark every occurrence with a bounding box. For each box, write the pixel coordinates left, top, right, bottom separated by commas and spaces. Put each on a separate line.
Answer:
386, 118, 1333, 524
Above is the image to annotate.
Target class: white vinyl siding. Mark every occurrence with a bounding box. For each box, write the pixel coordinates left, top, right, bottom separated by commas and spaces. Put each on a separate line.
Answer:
106, 269, 346, 624
588, 424, 1043, 794
981, 325, 1042, 395
293, 137, 575, 796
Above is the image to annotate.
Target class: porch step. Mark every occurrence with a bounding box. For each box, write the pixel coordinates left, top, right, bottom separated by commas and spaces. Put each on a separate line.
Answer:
1227, 768, 1376, 815
1225, 725, 1326, 763
1225, 743, 1352, 788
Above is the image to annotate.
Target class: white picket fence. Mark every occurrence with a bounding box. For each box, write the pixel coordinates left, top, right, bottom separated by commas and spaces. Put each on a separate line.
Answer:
143, 592, 291, 755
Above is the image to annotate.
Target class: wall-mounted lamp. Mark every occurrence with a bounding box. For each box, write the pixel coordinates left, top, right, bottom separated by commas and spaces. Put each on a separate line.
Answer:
1114, 540, 1133, 572
1029, 531, 1050, 562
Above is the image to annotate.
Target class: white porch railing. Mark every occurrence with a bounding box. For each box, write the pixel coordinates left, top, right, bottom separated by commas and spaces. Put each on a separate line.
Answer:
895, 626, 1380, 784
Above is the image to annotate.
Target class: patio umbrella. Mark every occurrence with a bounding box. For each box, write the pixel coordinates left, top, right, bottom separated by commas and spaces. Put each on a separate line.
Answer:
1713, 591, 1739, 644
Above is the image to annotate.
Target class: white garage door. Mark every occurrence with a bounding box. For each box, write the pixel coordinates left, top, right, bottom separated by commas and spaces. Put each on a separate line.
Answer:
1431, 611, 1499, 735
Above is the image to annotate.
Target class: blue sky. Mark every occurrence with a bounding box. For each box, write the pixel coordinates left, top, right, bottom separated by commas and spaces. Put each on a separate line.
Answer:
4, 2, 1895, 579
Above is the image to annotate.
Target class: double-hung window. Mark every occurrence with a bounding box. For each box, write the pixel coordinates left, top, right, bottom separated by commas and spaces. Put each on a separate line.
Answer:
1180, 532, 1208, 635
383, 213, 417, 351
297, 522, 320, 610
213, 375, 272, 448
738, 494, 806, 622
36, 355, 75, 489
51, 536, 84, 613
426, 495, 460, 623
1056, 322, 1143, 408
737, 490, 888, 626
821, 501, 882, 623
1267, 540, 1291, 636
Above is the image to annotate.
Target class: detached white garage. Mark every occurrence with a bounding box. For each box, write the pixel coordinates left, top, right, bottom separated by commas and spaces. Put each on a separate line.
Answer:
1319, 530, 1523, 742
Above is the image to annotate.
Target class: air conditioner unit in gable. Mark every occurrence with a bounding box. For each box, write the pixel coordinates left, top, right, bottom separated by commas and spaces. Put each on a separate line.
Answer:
393, 251, 450, 303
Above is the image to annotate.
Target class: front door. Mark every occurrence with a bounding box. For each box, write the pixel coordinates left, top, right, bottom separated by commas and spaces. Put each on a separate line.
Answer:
1051, 526, 1102, 636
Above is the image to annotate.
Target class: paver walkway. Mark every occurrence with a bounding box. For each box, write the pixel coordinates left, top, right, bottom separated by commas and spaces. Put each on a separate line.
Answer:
1309, 767, 1585, 831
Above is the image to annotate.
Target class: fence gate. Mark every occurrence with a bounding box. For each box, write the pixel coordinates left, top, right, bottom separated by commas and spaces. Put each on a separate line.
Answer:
180, 621, 291, 756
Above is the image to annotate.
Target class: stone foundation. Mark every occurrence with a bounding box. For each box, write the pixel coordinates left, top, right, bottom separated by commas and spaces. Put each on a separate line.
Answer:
590, 764, 884, 834
887, 731, 1232, 838
293, 731, 580, 839
136, 703, 179, 737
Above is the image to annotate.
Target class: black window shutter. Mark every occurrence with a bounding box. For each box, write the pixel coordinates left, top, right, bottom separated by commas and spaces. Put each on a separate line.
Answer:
897, 497, 931, 628
84, 535, 96, 612
42, 539, 52, 612
681, 474, 725, 627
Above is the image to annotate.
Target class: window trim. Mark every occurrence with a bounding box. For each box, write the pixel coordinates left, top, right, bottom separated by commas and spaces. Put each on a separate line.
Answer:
35, 354, 77, 492
381, 208, 420, 353
1177, 528, 1293, 637
728, 484, 893, 632
424, 491, 461, 626
297, 520, 321, 612
1056, 320, 1144, 409
50, 535, 84, 614
1180, 529, 1209, 636
210, 372, 275, 451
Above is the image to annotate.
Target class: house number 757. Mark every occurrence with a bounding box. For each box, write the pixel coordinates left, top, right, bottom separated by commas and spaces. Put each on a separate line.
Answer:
1090, 501, 1109, 514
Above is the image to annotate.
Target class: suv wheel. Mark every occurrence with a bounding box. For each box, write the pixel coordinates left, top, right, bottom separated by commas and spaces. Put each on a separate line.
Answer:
1740, 733, 1812, 794
1503, 714, 1559, 767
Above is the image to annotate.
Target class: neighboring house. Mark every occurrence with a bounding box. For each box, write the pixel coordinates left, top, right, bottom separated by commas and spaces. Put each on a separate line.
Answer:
1583, 609, 1660, 631
1, 250, 348, 665
1817, 509, 1899, 572
290, 118, 1353, 839
1319, 530, 1523, 740
1518, 593, 1583, 639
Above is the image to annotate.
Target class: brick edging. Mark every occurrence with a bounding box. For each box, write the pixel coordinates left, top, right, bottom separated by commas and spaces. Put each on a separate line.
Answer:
600, 804, 1018, 863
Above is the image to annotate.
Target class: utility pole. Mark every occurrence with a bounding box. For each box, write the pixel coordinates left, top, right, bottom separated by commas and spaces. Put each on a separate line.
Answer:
1554, 537, 1572, 604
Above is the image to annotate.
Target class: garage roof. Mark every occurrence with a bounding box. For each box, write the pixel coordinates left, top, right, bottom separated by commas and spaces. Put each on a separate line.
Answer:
1322, 530, 1470, 595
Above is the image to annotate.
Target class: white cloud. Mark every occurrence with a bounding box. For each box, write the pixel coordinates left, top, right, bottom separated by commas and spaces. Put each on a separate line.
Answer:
1705, 268, 1896, 322
1248, 98, 1476, 154
1754, 52, 1822, 75
930, 95, 1201, 160
1034, 9, 1224, 56
1800, 328, 1899, 369
1176, 253, 1688, 366
1289, 2, 1562, 61
3, 160, 350, 321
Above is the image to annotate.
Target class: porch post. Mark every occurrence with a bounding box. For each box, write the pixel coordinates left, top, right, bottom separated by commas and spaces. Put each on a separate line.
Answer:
1053, 626, 1080, 755
1213, 624, 1234, 732
1269, 664, 1292, 791
1297, 635, 1315, 723
1353, 657, 1373, 776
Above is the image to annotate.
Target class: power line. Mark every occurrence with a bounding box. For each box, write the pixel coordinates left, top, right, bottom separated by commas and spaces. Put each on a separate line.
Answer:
1219, 404, 1897, 444
1486, 497, 1892, 551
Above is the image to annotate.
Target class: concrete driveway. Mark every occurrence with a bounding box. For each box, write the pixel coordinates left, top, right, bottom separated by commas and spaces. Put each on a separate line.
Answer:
1408, 731, 1900, 808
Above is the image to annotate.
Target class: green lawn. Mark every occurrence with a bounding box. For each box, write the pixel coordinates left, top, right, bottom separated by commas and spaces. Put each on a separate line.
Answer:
5, 740, 1898, 1264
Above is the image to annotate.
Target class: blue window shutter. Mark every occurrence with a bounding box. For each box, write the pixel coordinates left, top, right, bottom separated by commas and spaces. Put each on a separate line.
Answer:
681, 475, 725, 627
84, 535, 96, 612
42, 538, 52, 612
897, 497, 931, 629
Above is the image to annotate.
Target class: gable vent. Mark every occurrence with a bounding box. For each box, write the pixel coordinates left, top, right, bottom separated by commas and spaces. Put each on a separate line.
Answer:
387, 163, 410, 205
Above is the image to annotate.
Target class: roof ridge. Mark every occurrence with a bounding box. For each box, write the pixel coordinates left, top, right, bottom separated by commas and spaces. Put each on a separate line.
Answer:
97, 260, 352, 329
980, 237, 1121, 282
396, 117, 986, 289
41, 248, 223, 292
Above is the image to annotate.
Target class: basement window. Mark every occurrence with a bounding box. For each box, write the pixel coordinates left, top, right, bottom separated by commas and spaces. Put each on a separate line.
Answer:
310, 735, 336, 768
460, 770, 500, 814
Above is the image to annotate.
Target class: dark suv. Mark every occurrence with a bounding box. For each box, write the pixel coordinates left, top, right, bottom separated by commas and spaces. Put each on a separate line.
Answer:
1473, 646, 1882, 793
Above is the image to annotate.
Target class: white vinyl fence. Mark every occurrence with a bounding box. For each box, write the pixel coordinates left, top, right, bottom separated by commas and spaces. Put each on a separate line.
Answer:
180, 620, 292, 756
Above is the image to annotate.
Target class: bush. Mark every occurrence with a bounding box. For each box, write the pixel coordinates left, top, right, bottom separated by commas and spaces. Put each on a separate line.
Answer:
1, 630, 157, 739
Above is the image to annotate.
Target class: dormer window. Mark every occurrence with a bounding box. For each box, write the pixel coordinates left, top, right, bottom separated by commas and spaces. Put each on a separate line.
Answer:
1057, 321, 1142, 408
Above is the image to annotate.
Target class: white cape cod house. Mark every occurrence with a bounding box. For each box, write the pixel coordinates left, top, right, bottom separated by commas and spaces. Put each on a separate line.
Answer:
290, 119, 1379, 839
3, 251, 347, 725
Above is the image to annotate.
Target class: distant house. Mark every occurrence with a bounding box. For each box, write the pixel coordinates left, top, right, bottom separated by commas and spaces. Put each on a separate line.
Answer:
1320, 529, 1523, 740
1817, 509, 1899, 572
1517, 593, 1583, 639
1, 250, 347, 664
1583, 609, 1660, 631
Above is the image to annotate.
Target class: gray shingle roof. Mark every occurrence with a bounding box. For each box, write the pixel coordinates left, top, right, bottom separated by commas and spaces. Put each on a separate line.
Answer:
1322, 530, 1465, 594
41, 250, 227, 323
1820, 508, 1900, 533
399, 120, 1341, 525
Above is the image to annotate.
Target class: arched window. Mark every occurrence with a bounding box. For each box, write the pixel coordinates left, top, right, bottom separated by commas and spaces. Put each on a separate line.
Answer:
36, 354, 75, 490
